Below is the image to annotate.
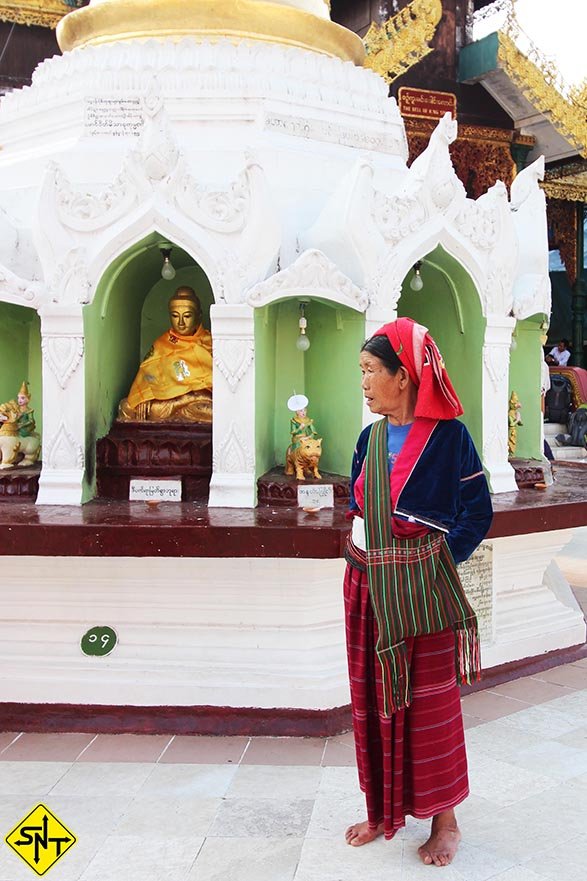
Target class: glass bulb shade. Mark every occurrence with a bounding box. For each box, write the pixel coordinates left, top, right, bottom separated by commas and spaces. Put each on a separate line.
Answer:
510, 337, 518, 352
296, 333, 311, 352
409, 271, 424, 292
161, 260, 176, 281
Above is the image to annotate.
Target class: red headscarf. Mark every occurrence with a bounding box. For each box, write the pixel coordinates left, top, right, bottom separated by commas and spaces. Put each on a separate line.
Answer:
373, 317, 463, 420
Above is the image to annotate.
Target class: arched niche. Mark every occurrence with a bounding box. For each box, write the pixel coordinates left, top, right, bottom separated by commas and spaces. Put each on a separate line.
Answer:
509, 314, 545, 460
254, 297, 365, 478
0, 301, 42, 438
83, 232, 213, 499
397, 245, 485, 453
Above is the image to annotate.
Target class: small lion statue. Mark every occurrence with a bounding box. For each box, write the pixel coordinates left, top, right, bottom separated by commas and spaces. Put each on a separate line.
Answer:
285, 435, 323, 481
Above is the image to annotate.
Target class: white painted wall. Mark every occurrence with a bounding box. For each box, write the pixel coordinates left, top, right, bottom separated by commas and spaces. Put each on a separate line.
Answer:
0, 531, 582, 710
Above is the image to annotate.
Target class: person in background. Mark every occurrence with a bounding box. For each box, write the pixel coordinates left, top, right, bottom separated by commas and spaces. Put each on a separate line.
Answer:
344, 318, 492, 867
545, 339, 571, 367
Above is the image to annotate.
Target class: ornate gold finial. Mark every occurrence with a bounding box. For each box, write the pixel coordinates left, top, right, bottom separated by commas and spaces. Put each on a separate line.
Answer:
363, 0, 442, 85
56, 0, 365, 64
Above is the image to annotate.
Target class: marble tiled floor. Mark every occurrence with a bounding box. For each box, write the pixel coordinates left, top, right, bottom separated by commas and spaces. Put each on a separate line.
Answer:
0, 535, 585, 881
0, 664, 586, 881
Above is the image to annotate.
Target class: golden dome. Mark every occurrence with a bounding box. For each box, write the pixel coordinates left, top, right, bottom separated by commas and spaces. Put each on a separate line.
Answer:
57, 0, 365, 64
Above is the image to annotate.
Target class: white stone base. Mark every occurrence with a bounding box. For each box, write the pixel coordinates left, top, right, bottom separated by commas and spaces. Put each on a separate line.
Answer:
36, 469, 84, 506
0, 529, 583, 712
208, 473, 257, 508
482, 530, 586, 669
0, 556, 349, 709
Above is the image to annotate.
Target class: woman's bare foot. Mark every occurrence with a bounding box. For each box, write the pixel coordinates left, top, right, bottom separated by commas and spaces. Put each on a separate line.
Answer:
345, 820, 385, 846
418, 810, 461, 867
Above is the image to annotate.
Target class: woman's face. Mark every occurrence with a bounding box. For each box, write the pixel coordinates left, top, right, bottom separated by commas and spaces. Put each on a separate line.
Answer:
359, 351, 409, 417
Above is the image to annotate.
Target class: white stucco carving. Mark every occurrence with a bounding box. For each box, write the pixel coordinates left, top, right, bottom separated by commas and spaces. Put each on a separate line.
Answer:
213, 339, 255, 393
214, 421, 254, 474
247, 249, 368, 311
301, 113, 525, 326
45, 421, 85, 471
48, 249, 92, 305
0, 39, 395, 125
35, 94, 281, 308
510, 156, 551, 319
483, 343, 510, 392
42, 336, 85, 390
0, 263, 45, 309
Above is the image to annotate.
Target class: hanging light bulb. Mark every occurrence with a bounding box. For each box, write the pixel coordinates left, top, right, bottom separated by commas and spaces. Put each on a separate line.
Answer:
409, 261, 424, 292
160, 246, 176, 281
296, 301, 311, 351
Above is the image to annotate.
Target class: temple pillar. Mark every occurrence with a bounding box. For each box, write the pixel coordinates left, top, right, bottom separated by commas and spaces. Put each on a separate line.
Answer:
482, 313, 517, 494
36, 306, 86, 506
208, 304, 256, 508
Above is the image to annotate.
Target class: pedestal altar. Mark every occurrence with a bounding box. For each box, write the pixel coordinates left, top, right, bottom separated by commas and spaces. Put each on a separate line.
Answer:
0, 464, 40, 501
96, 422, 212, 501
257, 467, 350, 507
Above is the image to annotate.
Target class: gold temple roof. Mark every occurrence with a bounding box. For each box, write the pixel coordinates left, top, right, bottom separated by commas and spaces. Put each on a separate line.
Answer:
497, 18, 587, 161
543, 161, 587, 203
363, 0, 442, 85
0, 1, 81, 29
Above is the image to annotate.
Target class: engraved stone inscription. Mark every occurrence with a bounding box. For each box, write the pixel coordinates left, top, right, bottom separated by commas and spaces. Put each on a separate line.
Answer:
264, 114, 400, 154
85, 97, 145, 138
457, 541, 493, 642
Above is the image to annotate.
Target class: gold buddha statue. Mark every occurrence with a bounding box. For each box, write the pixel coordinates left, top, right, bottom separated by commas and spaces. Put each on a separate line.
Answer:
118, 286, 213, 423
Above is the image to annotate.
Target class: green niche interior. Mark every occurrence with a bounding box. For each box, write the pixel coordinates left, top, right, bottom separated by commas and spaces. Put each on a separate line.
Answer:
83, 233, 213, 500
0, 302, 42, 439
254, 298, 365, 478
509, 316, 544, 460
398, 245, 485, 454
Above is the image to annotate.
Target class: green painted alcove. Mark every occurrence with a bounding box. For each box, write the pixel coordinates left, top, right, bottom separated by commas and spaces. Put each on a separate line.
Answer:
83, 233, 213, 500
509, 315, 544, 460
398, 245, 485, 453
254, 299, 365, 478
0, 302, 42, 439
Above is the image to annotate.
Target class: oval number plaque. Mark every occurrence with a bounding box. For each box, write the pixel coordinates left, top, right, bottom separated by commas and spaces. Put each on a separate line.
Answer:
81, 626, 118, 657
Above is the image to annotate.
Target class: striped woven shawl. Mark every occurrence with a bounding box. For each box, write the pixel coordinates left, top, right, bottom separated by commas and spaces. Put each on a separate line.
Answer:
364, 418, 481, 715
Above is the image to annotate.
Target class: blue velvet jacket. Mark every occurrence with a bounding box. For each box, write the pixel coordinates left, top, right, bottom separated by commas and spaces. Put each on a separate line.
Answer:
350, 419, 493, 564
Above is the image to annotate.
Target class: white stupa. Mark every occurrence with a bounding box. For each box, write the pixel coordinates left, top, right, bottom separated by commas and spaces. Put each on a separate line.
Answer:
0, 0, 578, 722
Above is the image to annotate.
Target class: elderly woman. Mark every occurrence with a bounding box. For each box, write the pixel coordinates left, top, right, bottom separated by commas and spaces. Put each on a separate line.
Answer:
344, 318, 492, 867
